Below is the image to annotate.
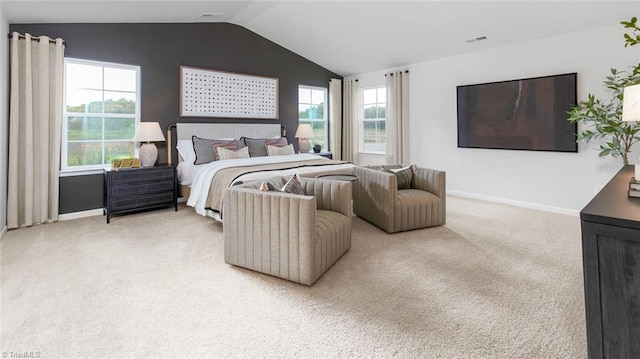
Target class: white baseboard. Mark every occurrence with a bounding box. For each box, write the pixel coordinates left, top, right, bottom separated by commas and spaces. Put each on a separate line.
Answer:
447, 190, 579, 217
58, 208, 103, 221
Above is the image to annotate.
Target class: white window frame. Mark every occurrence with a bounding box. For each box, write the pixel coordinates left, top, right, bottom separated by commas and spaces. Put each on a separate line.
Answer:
298, 85, 328, 151
359, 85, 386, 155
61, 58, 141, 175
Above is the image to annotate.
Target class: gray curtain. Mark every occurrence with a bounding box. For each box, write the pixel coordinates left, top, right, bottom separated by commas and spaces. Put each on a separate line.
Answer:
8, 32, 65, 229
342, 79, 359, 162
386, 71, 410, 165
328, 78, 342, 160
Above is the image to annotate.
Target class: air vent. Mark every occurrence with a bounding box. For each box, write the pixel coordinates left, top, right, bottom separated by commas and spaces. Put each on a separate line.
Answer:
465, 35, 488, 44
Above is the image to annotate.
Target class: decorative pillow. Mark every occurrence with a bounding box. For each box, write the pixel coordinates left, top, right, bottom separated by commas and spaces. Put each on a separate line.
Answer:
381, 165, 415, 190
264, 137, 288, 148
260, 182, 280, 192
267, 144, 295, 156
281, 174, 305, 195
259, 174, 305, 195
192, 135, 217, 165
217, 146, 250, 160
212, 140, 239, 161
243, 137, 287, 157
259, 182, 270, 192
192, 136, 245, 165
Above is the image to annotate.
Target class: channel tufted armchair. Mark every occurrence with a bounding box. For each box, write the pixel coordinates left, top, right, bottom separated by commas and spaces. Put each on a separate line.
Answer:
223, 176, 352, 286
353, 165, 446, 233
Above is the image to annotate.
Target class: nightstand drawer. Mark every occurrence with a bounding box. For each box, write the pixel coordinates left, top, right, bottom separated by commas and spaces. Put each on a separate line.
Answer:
110, 180, 175, 198
110, 167, 174, 183
109, 192, 175, 211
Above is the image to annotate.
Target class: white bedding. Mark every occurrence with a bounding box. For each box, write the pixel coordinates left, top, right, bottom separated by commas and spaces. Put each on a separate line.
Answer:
177, 162, 204, 186
186, 154, 354, 216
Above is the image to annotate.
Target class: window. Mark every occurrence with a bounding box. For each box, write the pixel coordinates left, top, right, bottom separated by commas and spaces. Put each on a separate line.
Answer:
298, 85, 328, 151
361, 86, 386, 154
62, 58, 140, 172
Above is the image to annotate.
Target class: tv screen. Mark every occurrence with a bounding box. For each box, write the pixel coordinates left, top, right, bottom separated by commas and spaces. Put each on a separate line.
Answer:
457, 73, 577, 152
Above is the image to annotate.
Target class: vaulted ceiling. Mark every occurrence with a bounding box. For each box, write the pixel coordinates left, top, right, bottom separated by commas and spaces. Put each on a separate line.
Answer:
3, 1, 639, 76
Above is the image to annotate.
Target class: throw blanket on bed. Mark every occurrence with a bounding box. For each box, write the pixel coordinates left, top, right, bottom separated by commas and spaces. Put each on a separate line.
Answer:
187, 154, 354, 216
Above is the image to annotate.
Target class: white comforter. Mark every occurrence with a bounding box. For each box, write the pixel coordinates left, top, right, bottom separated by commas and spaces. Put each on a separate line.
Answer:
186, 154, 353, 216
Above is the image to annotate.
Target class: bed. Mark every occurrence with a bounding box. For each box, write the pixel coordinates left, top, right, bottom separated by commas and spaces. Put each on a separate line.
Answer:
168, 123, 354, 220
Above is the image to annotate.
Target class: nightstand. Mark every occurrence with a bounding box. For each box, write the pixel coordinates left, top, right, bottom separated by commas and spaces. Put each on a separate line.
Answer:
103, 164, 177, 223
315, 152, 333, 159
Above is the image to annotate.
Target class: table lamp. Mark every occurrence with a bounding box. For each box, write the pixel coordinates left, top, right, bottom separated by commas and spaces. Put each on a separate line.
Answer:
622, 84, 640, 179
295, 124, 315, 153
133, 122, 165, 167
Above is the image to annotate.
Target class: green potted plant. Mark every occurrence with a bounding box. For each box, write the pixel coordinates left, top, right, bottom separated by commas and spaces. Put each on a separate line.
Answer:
568, 17, 640, 165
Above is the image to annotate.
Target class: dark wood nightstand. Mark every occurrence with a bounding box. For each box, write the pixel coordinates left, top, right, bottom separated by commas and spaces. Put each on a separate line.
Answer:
103, 164, 177, 223
314, 152, 333, 159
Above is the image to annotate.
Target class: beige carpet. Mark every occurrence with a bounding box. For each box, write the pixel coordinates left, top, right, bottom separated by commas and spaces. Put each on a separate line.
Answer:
0, 196, 586, 358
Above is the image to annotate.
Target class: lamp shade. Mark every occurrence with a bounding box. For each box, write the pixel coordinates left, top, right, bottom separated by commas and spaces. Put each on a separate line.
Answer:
295, 124, 315, 139
622, 84, 640, 122
133, 122, 165, 142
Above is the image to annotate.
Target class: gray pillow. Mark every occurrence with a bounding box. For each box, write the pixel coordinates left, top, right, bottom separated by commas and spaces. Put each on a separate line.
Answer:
242, 137, 288, 157
381, 165, 415, 190
192, 136, 216, 165
192, 136, 246, 165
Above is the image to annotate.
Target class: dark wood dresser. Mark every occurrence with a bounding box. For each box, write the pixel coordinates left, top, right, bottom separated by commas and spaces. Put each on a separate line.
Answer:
315, 152, 333, 159
103, 164, 177, 223
580, 165, 640, 358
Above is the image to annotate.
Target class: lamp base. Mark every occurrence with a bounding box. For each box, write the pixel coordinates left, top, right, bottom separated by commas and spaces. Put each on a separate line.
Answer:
139, 143, 158, 167
299, 138, 310, 153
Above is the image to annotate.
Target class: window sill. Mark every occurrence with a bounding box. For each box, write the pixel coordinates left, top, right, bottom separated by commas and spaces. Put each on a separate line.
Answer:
59, 167, 110, 177
358, 152, 386, 156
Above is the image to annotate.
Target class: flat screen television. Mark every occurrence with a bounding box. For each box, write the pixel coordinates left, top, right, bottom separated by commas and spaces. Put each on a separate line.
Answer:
457, 73, 577, 152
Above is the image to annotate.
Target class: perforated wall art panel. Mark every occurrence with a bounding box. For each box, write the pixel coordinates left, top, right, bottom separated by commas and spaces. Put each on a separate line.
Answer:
180, 66, 279, 119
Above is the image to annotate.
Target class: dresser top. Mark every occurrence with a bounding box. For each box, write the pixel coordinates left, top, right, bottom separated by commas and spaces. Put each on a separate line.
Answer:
104, 163, 174, 172
581, 165, 640, 230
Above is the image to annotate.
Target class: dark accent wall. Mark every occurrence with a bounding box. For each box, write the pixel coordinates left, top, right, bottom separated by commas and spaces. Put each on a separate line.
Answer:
9, 22, 341, 214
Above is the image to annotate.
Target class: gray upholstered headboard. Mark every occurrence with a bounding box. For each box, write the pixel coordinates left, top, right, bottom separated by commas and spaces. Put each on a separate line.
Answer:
167, 122, 284, 165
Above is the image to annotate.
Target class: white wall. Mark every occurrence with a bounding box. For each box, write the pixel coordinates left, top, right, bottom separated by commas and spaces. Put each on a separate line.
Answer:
353, 24, 640, 214
0, 7, 8, 237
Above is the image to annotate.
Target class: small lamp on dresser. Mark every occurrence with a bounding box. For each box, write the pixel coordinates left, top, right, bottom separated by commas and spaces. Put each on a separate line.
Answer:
622, 84, 640, 179
133, 122, 165, 167
295, 124, 315, 153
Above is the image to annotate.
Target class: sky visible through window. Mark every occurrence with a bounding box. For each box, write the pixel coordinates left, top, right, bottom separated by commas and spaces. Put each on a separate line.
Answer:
66, 63, 137, 108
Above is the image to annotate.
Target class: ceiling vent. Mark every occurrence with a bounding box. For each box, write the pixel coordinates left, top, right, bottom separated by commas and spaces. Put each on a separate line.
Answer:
201, 13, 224, 18
465, 35, 488, 44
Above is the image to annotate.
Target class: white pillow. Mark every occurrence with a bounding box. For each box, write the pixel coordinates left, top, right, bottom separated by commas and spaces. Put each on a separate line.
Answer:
266, 144, 295, 156
217, 146, 250, 160
176, 140, 196, 164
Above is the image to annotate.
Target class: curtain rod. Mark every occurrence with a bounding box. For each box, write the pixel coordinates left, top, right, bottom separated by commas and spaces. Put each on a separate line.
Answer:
7, 33, 66, 45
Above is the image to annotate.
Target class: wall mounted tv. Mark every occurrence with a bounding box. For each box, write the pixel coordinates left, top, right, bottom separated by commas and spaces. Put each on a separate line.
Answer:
457, 73, 577, 152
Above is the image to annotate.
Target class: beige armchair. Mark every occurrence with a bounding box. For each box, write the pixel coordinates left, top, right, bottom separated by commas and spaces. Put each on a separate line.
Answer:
353, 165, 446, 233
223, 176, 352, 286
